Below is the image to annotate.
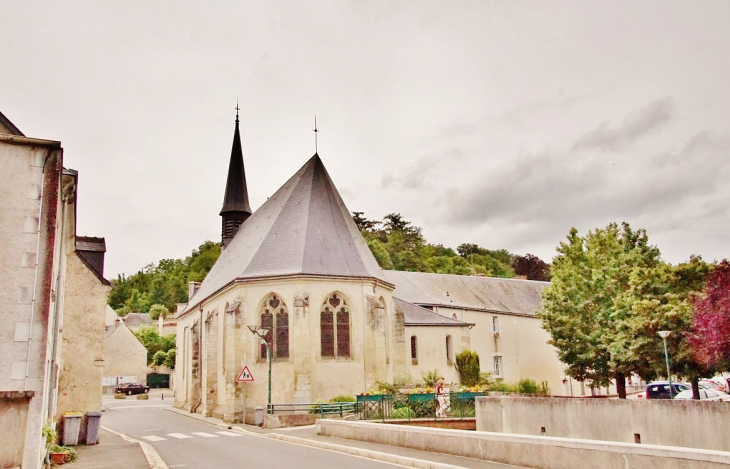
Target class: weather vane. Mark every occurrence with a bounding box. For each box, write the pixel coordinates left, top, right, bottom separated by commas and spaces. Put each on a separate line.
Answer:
313, 115, 319, 154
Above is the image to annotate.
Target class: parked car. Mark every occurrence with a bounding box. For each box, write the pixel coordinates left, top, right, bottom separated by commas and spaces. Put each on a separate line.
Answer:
116, 383, 150, 395
673, 389, 730, 401
641, 381, 690, 399
701, 379, 728, 393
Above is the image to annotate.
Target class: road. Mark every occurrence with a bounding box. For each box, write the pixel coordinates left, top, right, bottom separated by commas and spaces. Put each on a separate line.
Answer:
101, 390, 401, 469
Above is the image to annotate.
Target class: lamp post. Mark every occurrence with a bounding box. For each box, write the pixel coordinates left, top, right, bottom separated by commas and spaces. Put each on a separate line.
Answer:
657, 331, 672, 398
247, 326, 272, 413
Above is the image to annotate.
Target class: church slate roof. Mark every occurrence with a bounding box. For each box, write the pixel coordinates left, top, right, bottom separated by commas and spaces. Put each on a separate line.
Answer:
384, 270, 548, 317
184, 154, 387, 313
394, 297, 471, 327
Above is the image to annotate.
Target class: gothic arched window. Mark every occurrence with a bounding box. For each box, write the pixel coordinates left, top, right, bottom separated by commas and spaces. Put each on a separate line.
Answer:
321, 293, 350, 358
260, 294, 289, 359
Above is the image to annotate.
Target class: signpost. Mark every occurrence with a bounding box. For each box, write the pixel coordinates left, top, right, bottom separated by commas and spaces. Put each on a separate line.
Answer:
236, 366, 254, 382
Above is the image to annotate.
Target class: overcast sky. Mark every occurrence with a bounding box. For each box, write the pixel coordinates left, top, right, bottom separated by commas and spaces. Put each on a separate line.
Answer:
3, 1, 729, 277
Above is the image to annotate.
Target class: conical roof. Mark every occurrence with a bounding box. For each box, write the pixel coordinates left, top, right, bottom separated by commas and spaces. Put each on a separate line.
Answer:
220, 118, 251, 215
185, 154, 387, 313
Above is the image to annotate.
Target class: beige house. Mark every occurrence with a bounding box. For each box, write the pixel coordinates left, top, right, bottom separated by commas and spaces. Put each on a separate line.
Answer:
385, 271, 565, 394
103, 320, 148, 390
0, 111, 110, 468
174, 115, 569, 424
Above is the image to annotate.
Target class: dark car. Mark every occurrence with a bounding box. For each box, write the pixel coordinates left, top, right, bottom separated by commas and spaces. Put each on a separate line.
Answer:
642, 381, 689, 399
116, 383, 150, 395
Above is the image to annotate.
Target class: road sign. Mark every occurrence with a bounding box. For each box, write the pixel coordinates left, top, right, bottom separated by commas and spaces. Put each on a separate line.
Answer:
236, 366, 254, 382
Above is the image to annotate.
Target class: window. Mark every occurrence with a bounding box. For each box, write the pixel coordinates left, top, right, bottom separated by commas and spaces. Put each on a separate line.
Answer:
260, 294, 288, 359
492, 316, 499, 334
411, 336, 418, 364
446, 335, 453, 364
321, 293, 350, 358
493, 355, 503, 377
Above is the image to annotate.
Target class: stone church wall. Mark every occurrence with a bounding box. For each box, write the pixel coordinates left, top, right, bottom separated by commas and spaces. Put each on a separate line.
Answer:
175, 276, 397, 422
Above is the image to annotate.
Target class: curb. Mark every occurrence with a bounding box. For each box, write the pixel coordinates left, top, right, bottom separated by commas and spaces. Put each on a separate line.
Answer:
101, 425, 170, 469
267, 432, 469, 469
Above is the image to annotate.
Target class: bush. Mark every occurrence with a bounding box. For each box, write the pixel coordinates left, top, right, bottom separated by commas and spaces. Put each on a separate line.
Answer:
478, 372, 493, 385
329, 395, 356, 403
393, 373, 416, 389
488, 381, 517, 393
421, 369, 441, 387
376, 381, 398, 394
517, 378, 539, 394
455, 350, 480, 386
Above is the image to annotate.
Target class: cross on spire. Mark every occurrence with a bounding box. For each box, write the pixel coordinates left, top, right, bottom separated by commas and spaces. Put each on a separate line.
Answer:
235, 99, 240, 125
313, 115, 319, 154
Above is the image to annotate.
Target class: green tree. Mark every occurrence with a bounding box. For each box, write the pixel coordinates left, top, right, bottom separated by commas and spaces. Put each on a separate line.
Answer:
135, 324, 176, 365
612, 257, 713, 398
539, 222, 661, 398
148, 304, 169, 320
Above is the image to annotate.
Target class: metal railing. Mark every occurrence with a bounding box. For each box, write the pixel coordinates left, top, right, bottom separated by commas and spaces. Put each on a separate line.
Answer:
357, 392, 480, 421
267, 402, 358, 418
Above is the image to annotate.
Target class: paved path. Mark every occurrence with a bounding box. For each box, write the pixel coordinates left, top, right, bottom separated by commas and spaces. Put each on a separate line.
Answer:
99, 391, 530, 469
101, 394, 403, 469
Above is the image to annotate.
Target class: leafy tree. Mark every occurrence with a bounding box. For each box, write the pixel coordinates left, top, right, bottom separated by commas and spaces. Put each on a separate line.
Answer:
352, 211, 380, 232
135, 324, 176, 365
116, 305, 131, 317
691, 260, 730, 372
611, 257, 712, 398
148, 304, 169, 320
539, 223, 661, 398
512, 254, 551, 281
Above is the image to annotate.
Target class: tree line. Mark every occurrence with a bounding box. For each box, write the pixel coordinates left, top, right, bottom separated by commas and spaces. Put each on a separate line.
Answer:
108, 213, 549, 315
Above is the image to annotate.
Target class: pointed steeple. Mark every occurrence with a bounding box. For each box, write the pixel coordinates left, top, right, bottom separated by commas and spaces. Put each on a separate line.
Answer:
220, 106, 252, 249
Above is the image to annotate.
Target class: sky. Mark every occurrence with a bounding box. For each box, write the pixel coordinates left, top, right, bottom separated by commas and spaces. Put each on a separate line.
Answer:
2, 1, 729, 278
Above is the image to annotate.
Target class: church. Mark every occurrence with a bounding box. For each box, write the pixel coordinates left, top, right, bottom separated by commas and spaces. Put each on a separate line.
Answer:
173, 113, 567, 423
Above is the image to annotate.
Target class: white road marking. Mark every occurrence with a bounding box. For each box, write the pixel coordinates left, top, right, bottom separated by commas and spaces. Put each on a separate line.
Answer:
216, 431, 242, 437
142, 435, 167, 442
192, 432, 219, 438
167, 433, 193, 439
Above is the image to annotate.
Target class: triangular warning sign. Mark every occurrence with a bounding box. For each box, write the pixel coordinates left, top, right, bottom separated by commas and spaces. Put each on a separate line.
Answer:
236, 366, 254, 382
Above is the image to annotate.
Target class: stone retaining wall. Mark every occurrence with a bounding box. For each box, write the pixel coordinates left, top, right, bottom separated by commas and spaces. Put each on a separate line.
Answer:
317, 419, 730, 469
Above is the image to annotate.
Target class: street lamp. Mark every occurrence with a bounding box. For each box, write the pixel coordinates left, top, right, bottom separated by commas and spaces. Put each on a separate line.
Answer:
247, 325, 272, 413
657, 330, 672, 398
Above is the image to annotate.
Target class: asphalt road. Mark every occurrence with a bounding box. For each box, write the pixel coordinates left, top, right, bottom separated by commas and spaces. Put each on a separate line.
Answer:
101, 391, 401, 469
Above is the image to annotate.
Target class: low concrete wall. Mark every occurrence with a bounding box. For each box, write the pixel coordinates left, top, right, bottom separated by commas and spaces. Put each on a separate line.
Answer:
476, 396, 730, 452
317, 420, 730, 469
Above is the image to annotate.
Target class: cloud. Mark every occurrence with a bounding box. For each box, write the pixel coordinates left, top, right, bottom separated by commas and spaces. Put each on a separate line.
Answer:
439, 127, 730, 238
381, 146, 467, 190
572, 97, 675, 152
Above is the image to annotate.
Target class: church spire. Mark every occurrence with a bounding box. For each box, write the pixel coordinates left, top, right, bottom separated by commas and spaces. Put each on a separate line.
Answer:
220, 104, 252, 249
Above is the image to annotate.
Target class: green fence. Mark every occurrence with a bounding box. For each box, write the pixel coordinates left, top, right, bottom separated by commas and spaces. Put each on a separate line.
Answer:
357, 392, 484, 421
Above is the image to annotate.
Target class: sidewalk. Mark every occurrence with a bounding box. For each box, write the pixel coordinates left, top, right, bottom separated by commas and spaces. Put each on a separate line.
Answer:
69, 428, 151, 469
166, 407, 523, 469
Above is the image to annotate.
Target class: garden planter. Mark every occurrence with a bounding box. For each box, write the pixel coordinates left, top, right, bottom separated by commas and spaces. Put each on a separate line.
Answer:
49, 452, 67, 464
